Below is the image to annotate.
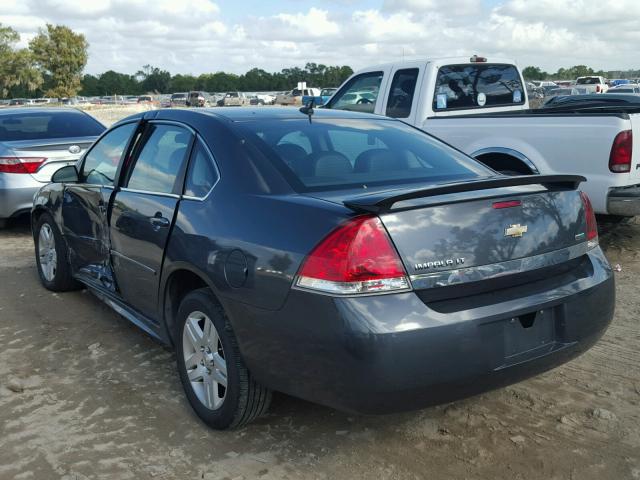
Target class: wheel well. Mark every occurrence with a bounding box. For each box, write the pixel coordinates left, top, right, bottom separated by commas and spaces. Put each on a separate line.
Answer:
31, 207, 47, 233
163, 269, 209, 344
475, 152, 535, 175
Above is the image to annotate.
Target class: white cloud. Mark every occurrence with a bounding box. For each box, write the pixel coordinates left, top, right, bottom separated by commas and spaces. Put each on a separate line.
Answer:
0, 0, 639, 77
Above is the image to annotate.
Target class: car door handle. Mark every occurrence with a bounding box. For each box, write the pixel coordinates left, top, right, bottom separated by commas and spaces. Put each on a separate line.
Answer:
150, 214, 170, 228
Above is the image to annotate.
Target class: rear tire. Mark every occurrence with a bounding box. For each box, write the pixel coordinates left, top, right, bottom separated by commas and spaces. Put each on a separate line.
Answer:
176, 288, 271, 430
34, 213, 80, 291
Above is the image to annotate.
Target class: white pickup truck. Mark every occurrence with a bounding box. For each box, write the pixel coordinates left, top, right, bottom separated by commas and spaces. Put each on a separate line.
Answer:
324, 56, 640, 217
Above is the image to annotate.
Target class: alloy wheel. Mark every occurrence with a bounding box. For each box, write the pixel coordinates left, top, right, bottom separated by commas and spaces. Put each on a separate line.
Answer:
182, 311, 228, 410
38, 223, 57, 282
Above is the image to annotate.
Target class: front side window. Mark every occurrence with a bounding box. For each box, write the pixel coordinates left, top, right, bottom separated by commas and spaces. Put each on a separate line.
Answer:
325, 71, 383, 113
184, 139, 219, 198
126, 124, 192, 194
386, 68, 419, 118
80, 122, 136, 186
433, 64, 525, 111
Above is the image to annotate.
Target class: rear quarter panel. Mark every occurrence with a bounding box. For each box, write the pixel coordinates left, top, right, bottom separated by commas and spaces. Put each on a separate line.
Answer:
423, 114, 635, 213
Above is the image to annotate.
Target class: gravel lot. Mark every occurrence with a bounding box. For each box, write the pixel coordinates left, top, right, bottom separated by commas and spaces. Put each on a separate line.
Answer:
0, 216, 639, 480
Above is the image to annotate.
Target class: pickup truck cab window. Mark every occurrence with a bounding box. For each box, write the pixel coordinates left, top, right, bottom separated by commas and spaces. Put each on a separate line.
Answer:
386, 68, 419, 118
184, 139, 219, 198
325, 71, 383, 113
433, 64, 525, 111
80, 122, 137, 185
125, 123, 192, 194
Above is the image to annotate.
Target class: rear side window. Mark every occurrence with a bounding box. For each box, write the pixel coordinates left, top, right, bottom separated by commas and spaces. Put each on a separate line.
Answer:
386, 68, 419, 118
325, 71, 383, 113
433, 64, 525, 111
240, 118, 490, 192
0, 111, 105, 141
80, 122, 136, 186
184, 139, 218, 198
126, 124, 192, 194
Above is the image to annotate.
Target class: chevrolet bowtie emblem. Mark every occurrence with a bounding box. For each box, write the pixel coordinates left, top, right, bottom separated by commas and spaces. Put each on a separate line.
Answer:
505, 224, 528, 238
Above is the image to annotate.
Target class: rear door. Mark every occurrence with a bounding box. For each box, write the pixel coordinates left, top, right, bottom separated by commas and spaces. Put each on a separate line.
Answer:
109, 121, 193, 318
324, 68, 391, 114
63, 121, 139, 286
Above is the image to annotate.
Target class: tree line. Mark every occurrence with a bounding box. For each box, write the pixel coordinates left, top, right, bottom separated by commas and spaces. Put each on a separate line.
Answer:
522, 65, 640, 81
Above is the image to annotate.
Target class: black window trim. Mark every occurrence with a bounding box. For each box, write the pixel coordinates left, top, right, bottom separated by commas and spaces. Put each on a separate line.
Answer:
119, 119, 195, 198
432, 63, 527, 112
77, 120, 140, 187
181, 134, 221, 202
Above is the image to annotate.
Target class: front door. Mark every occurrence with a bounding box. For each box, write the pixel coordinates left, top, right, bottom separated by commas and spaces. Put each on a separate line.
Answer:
62, 122, 139, 288
109, 122, 193, 319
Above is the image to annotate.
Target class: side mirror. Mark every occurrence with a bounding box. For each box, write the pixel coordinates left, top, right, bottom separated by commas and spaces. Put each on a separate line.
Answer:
51, 165, 79, 183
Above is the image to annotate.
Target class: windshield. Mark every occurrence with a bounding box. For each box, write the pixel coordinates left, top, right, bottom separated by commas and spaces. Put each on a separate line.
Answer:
238, 118, 490, 192
576, 77, 600, 85
433, 63, 525, 110
226, 92, 238, 98
0, 111, 105, 141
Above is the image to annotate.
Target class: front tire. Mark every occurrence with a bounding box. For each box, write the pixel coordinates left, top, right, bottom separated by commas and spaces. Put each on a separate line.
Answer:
34, 213, 79, 291
176, 288, 271, 430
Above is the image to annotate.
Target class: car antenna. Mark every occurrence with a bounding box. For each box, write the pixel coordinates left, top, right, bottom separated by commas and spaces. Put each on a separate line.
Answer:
299, 97, 315, 124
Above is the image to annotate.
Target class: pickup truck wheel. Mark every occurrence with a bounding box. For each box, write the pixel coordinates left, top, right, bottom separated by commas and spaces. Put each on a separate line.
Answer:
176, 288, 272, 430
34, 213, 80, 292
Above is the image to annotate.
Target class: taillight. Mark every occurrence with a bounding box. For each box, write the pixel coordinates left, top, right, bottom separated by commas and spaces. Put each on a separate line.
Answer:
609, 130, 633, 173
579, 191, 598, 248
296, 215, 410, 295
0, 157, 47, 174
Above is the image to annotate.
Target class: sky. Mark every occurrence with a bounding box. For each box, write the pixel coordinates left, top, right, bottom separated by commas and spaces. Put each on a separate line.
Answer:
1, 0, 639, 76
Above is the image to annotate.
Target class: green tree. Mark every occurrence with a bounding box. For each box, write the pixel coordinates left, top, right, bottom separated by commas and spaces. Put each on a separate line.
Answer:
522, 66, 547, 81
29, 24, 88, 98
0, 23, 42, 98
136, 64, 171, 93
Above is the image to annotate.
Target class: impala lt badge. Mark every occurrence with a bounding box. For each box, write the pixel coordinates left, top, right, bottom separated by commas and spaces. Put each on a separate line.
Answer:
414, 257, 465, 271
505, 223, 528, 238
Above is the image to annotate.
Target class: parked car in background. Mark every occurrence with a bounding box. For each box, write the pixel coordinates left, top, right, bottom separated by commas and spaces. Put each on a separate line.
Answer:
575, 76, 609, 93
525, 82, 544, 100
255, 93, 276, 105
9, 99, 33, 106
301, 87, 337, 106
325, 56, 640, 217
534, 81, 558, 89
170, 93, 188, 107
138, 95, 153, 103
31, 106, 614, 430
222, 92, 249, 106
61, 97, 89, 106
187, 91, 207, 107
0, 108, 105, 228
606, 85, 640, 94
276, 88, 321, 106
554, 80, 574, 88
545, 87, 581, 99
610, 79, 630, 88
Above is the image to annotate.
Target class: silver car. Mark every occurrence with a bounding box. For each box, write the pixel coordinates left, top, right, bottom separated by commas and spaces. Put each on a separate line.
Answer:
0, 108, 105, 227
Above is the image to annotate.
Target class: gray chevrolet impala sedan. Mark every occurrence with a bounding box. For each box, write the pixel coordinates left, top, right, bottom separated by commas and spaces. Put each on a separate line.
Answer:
31, 107, 615, 429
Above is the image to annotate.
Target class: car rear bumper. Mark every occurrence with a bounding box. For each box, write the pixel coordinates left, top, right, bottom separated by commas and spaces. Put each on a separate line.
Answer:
607, 184, 640, 216
0, 173, 41, 219
228, 247, 614, 414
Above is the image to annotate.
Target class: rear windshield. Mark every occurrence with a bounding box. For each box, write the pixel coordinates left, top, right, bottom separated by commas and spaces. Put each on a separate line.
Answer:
576, 77, 600, 85
433, 63, 525, 111
0, 111, 105, 141
238, 118, 490, 192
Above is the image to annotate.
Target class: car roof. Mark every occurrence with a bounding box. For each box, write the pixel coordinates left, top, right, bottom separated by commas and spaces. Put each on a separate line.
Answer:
195, 106, 383, 122
0, 107, 88, 116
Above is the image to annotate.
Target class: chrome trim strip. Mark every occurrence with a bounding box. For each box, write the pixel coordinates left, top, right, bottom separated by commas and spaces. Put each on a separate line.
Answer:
110, 249, 156, 275
409, 242, 591, 290
119, 187, 180, 199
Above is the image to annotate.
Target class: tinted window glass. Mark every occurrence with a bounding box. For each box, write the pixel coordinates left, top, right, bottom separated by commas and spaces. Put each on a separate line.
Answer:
126, 124, 191, 194
184, 140, 218, 198
80, 122, 136, 185
240, 118, 490, 192
326, 72, 383, 113
0, 111, 105, 141
386, 68, 419, 118
433, 64, 525, 110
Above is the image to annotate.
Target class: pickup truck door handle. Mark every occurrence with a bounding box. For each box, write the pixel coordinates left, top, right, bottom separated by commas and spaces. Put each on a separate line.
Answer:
150, 213, 170, 228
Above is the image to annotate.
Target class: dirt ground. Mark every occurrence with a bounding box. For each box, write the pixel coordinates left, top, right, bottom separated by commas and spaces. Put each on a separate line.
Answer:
0, 216, 638, 480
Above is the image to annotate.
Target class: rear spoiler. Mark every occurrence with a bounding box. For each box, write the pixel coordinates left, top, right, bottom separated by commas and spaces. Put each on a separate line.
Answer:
344, 175, 586, 213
